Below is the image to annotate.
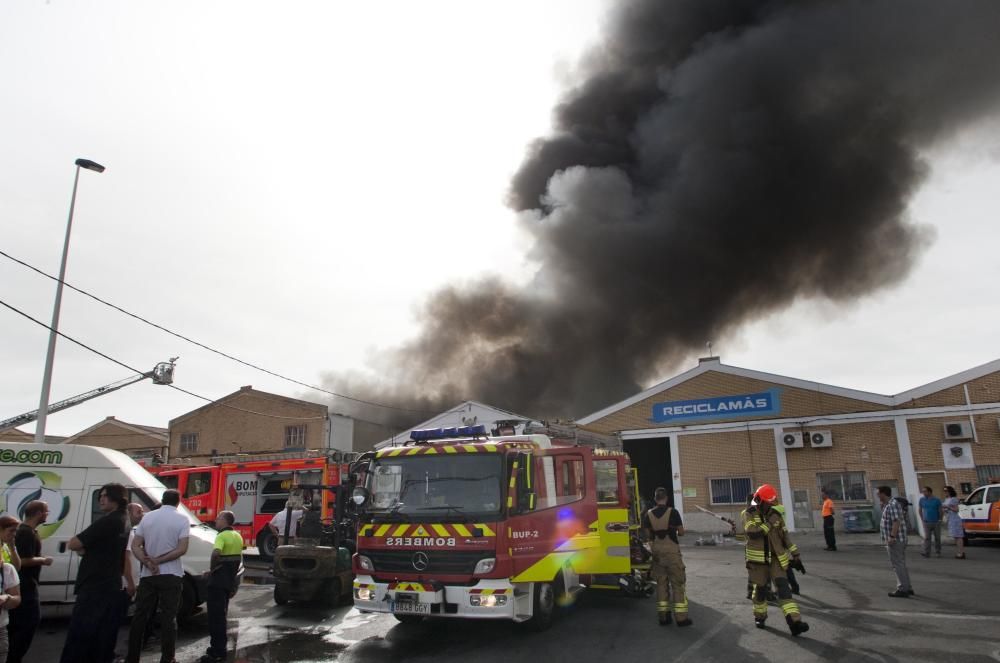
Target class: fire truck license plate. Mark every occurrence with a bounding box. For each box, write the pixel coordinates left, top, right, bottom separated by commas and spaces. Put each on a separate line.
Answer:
390, 600, 429, 615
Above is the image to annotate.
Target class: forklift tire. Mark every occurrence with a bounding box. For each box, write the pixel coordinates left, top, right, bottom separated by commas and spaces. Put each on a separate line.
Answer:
323, 579, 342, 608
274, 585, 289, 606
257, 529, 277, 562
393, 614, 424, 624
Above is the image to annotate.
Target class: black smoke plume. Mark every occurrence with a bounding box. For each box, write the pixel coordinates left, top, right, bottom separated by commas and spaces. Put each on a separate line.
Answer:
324, 0, 1000, 427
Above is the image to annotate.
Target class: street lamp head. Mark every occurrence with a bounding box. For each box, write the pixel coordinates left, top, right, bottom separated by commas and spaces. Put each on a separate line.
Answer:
75, 158, 105, 173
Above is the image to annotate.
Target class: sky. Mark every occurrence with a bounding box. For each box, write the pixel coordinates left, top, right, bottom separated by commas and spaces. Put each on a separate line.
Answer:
1, 0, 999, 439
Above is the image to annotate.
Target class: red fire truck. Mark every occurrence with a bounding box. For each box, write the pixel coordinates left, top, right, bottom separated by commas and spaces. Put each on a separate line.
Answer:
155, 450, 348, 560
351, 425, 642, 629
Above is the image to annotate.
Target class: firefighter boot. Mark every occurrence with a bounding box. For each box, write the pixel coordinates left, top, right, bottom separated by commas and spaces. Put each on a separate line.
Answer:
754, 616, 767, 629
659, 611, 672, 626
786, 615, 810, 637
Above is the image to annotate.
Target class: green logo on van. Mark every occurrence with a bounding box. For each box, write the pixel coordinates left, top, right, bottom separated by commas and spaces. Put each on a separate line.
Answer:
0, 449, 63, 465
0, 471, 71, 540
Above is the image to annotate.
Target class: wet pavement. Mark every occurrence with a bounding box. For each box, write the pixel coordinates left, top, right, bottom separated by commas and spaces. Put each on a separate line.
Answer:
31, 532, 1000, 662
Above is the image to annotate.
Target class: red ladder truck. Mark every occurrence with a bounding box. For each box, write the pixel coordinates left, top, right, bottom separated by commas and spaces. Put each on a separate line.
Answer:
351, 425, 645, 629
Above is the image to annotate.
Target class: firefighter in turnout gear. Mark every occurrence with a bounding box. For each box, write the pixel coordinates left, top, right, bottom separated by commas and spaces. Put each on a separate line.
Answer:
642, 487, 693, 627
743, 484, 809, 636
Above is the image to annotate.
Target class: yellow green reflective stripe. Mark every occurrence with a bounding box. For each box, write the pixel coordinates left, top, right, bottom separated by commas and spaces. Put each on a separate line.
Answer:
431, 524, 450, 537
475, 523, 496, 536
392, 524, 408, 536
780, 601, 800, 616
375, 524, 391, 537
453, 524, 471, 537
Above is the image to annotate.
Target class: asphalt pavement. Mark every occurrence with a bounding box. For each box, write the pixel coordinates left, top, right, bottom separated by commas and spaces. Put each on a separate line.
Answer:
30, 531, 1000, 663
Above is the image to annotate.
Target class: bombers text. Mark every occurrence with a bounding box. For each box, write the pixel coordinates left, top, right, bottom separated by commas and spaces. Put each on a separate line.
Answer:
385, 537, 456, 547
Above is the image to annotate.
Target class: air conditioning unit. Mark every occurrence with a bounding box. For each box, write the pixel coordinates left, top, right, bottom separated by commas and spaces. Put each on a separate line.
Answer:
781, 432, 804, 449
943, 422, 973, 440
809, 430, 833, 448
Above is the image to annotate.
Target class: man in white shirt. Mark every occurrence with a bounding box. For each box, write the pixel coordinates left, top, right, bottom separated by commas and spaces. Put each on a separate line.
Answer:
268, 507, 304, 544
124, 490, 189, 663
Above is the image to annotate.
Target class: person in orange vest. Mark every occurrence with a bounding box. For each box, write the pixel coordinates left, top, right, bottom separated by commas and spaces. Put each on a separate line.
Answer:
822, 491, 837, 551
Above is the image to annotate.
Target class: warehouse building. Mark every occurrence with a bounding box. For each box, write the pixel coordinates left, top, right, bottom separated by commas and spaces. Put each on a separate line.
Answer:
577, 357, 1000, 533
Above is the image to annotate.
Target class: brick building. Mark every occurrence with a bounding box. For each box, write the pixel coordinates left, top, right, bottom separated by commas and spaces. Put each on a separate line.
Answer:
63, 416, 168, 464
577, 357, 1000, 532
168, 386, 386, 464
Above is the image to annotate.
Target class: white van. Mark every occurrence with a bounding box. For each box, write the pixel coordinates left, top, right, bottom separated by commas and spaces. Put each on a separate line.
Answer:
0, 442, 217, 617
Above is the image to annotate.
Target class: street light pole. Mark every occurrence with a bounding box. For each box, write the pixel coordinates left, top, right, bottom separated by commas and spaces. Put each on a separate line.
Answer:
34, 158, 105, 444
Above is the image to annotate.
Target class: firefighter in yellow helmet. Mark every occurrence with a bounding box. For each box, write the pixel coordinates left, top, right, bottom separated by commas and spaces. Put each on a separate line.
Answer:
642, 487, 692, 627
743, 484, 809, 635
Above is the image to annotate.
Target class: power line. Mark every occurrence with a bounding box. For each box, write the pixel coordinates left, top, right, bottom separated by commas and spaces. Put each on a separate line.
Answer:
0, 248, 434, 415
0, 297, 390, 427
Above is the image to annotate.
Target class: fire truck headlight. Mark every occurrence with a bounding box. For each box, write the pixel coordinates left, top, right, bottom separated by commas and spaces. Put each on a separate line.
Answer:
357, 555, 374, 572
354, 586, 374, 601
470, 593, 507, 607
473, 557, 496, 575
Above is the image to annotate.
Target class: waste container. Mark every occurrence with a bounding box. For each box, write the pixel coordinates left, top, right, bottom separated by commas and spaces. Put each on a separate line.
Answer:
842, 505, 878, 532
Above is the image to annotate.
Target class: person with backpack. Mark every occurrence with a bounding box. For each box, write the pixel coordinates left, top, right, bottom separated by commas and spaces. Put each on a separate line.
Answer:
878, 486, 913, 598
641, 487, 692, 627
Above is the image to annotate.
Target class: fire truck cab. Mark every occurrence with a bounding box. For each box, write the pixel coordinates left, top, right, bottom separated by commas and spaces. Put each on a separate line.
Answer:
351, 426, 637, 629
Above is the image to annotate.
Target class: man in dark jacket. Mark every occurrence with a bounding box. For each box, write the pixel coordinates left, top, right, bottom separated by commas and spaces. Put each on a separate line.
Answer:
8, 500, 53, 663
60, 483, 129, 663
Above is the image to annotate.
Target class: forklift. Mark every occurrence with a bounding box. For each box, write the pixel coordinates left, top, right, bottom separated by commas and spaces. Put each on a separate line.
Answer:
271, 479, 356, 608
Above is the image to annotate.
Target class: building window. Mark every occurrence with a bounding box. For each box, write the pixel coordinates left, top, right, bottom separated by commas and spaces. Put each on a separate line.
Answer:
818, 472, 867, 501
709, 477, 753, 505
976, 465, 1000, 486
285, 425, 306, 448
179, 433, 198, 453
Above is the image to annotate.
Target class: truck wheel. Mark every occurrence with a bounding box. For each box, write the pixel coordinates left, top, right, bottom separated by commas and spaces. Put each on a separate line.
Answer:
274, 585, 289, 606
525, 580, 557, 631
257, 529, 277, 562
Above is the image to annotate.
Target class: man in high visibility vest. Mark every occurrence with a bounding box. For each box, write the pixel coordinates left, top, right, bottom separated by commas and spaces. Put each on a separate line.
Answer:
199, 511, 244, 663
742, 484, 809, 636
642, 487, 692, 627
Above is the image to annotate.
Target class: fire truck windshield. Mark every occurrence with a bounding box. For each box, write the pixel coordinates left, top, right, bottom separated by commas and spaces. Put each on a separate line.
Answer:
368, 453, 503, 517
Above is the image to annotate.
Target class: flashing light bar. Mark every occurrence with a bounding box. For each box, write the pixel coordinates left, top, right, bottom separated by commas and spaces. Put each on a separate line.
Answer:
410, 424, 488, 441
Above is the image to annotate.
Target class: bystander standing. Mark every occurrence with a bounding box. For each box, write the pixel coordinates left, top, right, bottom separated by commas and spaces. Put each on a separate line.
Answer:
821, 491, 837, 551
918, 486, 943, 558
60, 483, 129, 663
879, 486, 913, 598
0, 516, 22, 663
942, 485, 966, 559
125, 490, 189, 663
268, 507, 303, 545
198, 511, 243, 663
8, 501, 52, 663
